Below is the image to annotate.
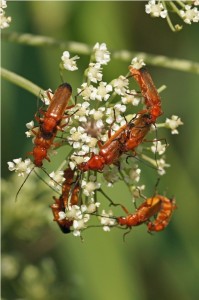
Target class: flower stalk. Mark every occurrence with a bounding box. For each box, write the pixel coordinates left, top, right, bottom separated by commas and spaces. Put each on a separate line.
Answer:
1, 67, 43, 97
2, 32, 199, 74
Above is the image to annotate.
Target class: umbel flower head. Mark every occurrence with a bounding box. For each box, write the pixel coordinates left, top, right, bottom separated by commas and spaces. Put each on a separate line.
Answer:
8, 42, 182, 238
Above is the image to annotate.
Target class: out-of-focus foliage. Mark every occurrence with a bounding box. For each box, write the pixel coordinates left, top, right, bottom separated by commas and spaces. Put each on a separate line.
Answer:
1, 2, 199, 300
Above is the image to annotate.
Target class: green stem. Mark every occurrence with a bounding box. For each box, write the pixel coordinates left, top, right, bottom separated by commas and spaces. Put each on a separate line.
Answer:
155, 123, 167, 128
98, 189, 120, 207
141, 154, 157, 168
175, 1, 186, 9
2, 32, 199, 75
113, 50, 199, 73
1, 67, 44, 96
162, 1, 177, 32
157, 85, 167, 94
169, 1, 183, 18
2, 31, 92, 52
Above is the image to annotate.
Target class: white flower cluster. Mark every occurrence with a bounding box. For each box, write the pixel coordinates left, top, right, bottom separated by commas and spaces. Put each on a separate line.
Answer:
7, 43, 183, 237
7, 158, 34, 177
59, 201, 100, 236
145, 0, 167, 18
25, 120, 35, 137
99, 210, 116, 232
165, 115, 184, 134
145, 1, 199, 30
81, 175, 101, 197
150, 140, 169, 175
0, 0, 11, 29
61, 51, 80, 71
180, 5, 199, 24
48, 170, 65, 192
67, 101, 129, 168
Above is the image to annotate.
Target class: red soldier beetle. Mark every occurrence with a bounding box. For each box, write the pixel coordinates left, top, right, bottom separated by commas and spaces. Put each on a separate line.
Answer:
78, 66, 163, 172
147, 195, 176, 232
51, 167, 80, 233
129, 66, 163, 124
29, 82, 73, 167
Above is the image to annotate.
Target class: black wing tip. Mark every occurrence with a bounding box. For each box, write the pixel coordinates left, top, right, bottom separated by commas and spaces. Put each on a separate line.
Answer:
59, 82, 72, 93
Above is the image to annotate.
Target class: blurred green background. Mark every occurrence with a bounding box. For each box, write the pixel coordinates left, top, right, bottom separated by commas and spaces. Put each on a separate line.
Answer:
1, 1, 199, 300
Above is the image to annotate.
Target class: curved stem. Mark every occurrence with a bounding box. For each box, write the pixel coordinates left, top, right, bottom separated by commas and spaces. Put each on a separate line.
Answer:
169, 1, 183, 18
2, 32, 199, 75
162, 1, 179, 32
1, 67, 44, 96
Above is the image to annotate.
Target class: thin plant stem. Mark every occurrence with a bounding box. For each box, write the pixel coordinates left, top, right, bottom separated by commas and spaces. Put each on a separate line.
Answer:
2, 32, 199, 74
169, 1, 183, 18
175, 1, 186, 9
162, 1, 178, 32
157, 85, 167, 94
1, 67, 44, 96
141, 154, 157, 168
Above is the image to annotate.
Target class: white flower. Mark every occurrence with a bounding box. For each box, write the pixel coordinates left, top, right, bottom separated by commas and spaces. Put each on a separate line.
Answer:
81, 178, 101, 196
81, 133, 92, 144
105, 106, 126, 130
89, 108, 104, 121
145, 0, 167, 18
87, 137, 98, 148
96, 119, 104, 129
130, 57, 146, 70
26, 120, 34, 130
114, 103, 126, 113
121, 90, 141, 106
61, 51, 79, 71
64, 205, 90, 237
48, 171, 64, 191
112, 76, 129, 95
73, 141, 82, 149
42, 89, 53, 105
65, 205, 82, 220
151, 140, 166, 155
1, 0, 7, 9
81, 144, 89, 153
7, 158, 34, 176
73, 102, 90, 123
100, 210, 116, 232
129, 167, 141, 183
25, 121, 35, 137
105, 108, 115, 125
69, 126, 85, 143
86, 201, 100, 213
25, 131, 33, 138
0, 1, 11, 29
0, 11, 11, 29
157, 159, 170, 175
165, 115, 183, 134
70, 153, 86, 168
73, 216, 89, 237
87, 63, 102, 83
93, 42, 111, 65
131, 185, 145, 199
95, 82, 113, 101
58, 211, 66, 220
180, 5, 199, 24
77, 83, 97, 101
